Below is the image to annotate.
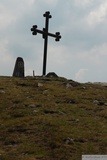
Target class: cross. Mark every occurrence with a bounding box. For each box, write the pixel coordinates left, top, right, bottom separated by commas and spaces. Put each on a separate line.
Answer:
31, 11, 61, 76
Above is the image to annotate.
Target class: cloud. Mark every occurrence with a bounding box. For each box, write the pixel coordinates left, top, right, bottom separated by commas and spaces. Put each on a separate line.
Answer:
0, 4, 16, 30
0, 39, 14, 76
76, 43, 107, 65
43, 0, 58, 6
74, 0, 93, 6
75, 69, 89, 82
0, 0, 107, 82
87, 1, 107, 27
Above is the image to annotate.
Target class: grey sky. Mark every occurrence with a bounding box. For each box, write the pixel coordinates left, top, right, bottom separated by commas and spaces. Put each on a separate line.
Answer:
0, 0, 107, 82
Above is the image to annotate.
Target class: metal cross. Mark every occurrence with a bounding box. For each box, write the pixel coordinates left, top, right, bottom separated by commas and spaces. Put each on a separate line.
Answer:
31, 11, 61, 76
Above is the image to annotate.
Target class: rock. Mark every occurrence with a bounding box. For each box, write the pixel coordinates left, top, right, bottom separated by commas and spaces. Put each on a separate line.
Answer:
65, 139, 70, 144
46, 72, 58, 77
28, 104, 36, 108
64, 80, 80, 87
93, 100, 99, 104
0, 90, 5, 94
93, 100, 105, 106
66, 83, 73, 88
58, 111, 65, 115
75, 119, 80, 122
65, 137, 74, 144
64, 99, 76, 104
38, 83, 43, 87
70, 119, 80, 122
82, 87, 86, 89
33, 110, 39, 113
43, 90, 49, 94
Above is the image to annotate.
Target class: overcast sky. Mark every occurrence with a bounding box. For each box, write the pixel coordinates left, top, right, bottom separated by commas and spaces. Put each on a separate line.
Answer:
0, 0, 107, 82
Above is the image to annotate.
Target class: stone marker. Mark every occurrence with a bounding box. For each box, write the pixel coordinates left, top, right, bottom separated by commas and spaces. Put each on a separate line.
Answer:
13, 57, 25, 77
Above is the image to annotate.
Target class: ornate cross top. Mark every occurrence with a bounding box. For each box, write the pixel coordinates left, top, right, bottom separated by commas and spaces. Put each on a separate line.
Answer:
31, 11, 61, 76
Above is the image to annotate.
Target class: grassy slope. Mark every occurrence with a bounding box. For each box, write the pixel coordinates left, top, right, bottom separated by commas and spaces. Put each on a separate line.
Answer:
0, 76, 107, 160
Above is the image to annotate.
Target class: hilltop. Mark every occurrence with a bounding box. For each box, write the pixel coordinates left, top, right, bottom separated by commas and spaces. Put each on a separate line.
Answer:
0, 76, 107, 160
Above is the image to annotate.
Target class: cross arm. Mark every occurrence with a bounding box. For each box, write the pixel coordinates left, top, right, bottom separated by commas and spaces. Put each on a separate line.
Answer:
31, 25, 61, 41
47, 32, 61, 41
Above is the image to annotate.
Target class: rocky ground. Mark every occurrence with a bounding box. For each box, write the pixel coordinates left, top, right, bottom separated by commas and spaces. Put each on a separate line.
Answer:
0, 76, 107, 160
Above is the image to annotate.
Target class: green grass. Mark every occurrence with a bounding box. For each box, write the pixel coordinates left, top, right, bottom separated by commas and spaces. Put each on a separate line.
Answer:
0, 76, 107, 160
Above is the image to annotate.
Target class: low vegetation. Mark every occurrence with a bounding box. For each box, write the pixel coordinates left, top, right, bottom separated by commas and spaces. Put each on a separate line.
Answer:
0, 76, 107, 160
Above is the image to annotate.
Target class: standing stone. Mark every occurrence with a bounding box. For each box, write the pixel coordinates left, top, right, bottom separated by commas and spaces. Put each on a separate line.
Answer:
13, 57, 25, 77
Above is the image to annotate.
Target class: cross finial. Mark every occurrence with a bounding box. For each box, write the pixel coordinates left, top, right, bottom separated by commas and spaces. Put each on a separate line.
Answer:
43, 11, 52, 18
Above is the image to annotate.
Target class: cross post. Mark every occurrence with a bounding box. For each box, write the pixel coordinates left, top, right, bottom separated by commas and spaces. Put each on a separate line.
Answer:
31, 11, 61, 76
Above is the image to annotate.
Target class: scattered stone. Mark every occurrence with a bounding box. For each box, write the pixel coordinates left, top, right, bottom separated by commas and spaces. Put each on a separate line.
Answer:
38, 83, 43, 87
75, 119, 80, 122
66, 83, 73, 88
69, 119, 80, 123
82, 87, 86, 89
33, 110, 39, 113
28, 104, 43, 108
64, 80, 80, 87
93, 100, 105, 106
22, 152, 28, 155
93, 100, 99, 105
43, 90, 49, 94
65, 137, 74, 144
0, 90, 5, 94
64, 99, 76, 104
58, 111, 65, 115
105, 103, 107, 106
46, 72, 58, 77
28, 104, 36, 108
